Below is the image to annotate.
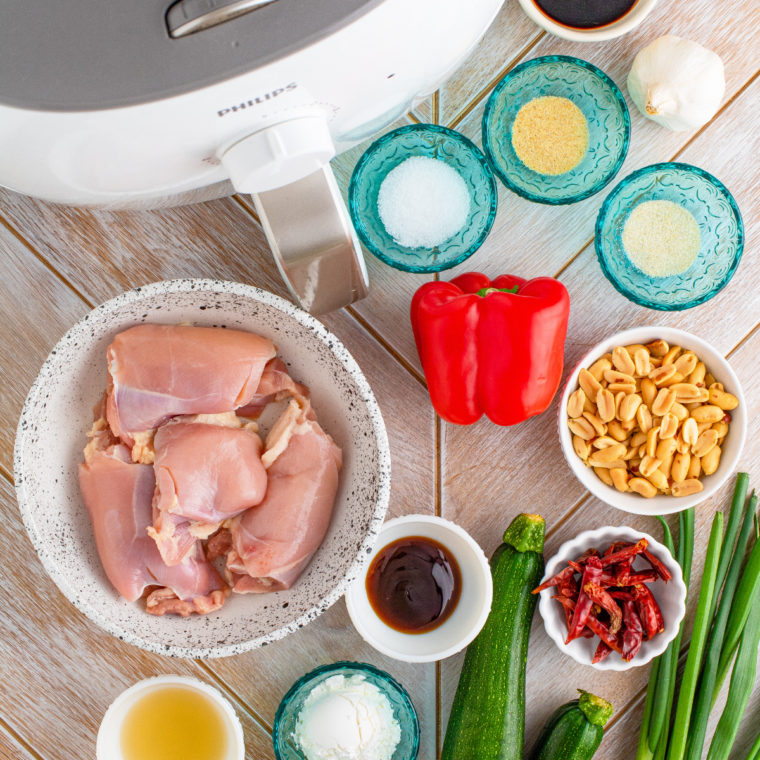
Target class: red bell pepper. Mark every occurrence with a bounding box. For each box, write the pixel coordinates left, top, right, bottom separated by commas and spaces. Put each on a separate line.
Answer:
410, 272, 570, 426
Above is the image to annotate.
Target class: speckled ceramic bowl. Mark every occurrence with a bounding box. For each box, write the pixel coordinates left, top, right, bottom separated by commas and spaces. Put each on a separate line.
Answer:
14, 280, 391, 658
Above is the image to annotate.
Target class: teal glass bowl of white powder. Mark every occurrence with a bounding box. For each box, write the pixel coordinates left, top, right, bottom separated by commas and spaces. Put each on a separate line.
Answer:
348, 123, 498, 272
273, 661, 420, 760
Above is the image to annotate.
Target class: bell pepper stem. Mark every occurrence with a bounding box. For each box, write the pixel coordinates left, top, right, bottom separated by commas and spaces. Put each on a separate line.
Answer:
475, 286, 519, 297
578, 690, 614, 727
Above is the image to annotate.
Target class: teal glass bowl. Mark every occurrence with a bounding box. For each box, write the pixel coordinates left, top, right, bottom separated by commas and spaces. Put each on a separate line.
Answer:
595, 162, 744, 311
273, 661, 420, 760
482, 56, 630, 205
348, 123, 498, 272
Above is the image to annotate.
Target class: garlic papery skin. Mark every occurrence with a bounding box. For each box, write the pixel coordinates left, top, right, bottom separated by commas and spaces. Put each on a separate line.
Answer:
627, 35, 725, 132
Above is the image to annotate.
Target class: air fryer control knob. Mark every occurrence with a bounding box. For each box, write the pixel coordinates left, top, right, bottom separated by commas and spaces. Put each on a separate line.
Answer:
220, 117, 336, 194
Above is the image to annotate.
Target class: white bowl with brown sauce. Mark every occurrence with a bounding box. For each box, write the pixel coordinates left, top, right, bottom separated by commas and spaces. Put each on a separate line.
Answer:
558, 326, 746, 515
14, 279, 390, 658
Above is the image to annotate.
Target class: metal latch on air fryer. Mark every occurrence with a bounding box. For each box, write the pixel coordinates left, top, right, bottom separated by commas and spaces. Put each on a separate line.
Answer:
217, 83, 298, 117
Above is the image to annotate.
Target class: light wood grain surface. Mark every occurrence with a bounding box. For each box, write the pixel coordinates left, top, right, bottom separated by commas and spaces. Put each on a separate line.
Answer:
1, 0, 759, 758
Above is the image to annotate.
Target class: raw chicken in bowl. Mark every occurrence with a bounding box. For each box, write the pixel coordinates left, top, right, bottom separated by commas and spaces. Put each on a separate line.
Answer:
14, 280, 390, 658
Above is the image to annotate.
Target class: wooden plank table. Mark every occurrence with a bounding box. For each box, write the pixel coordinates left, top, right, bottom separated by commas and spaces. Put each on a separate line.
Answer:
1, 0, 759, 757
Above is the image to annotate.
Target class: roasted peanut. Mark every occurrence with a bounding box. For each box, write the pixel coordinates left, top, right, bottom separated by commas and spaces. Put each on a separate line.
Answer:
702, 444, 721, 475
672, 479, 704, 497
704, 373, 716, 387
647, 427, 660, 458
652, 388, 677, 416
650, 364, 677, 385
593, 459, 628, 469
672, 452, 690, 483
693, 429, 719, 458
605, 369, 636, 385
614, 391, 626, 419
682, 418, 699, 447
608, 383, 637, 395
583, 394, 597, 414
671, 383, 702, 403
712, 421, 729, 439
595, 467, 615, 486
641, 378, 657, 408
568, 417, 595, 440
607, 419, 629, 442
567, 389, 586, 418
670, 402, 689, 422
656, 436, 678, 462
619, 393, 643, 423
613, 346, 636, 376
621, 418, 637, 433
640, 455, 662, 477
649, 356, 664, 368
709, 382, 724, 391
589, 443, 627, 465
579, 368, 602, 399
646, 340, 669, 357
629, 477, 658, 498
675, 353, 698, 377
637, 404, 654, 433
659, 454, 673, 479
588, 357, 613, 383
689, 362, 706, 387
691, 404, 724, 423
646, 468, 669, 491
611, 468, 629, 492
658, 372, 686, 389
708, 388, 739, 410
583, 412, 607, 437
596, 389, 615, 422
573, 435, 590, 460
624, 446, 640, 461
631, 431, 648, 448
634, 348, 651, 377
625, 344, 649, 355
662, 345, 683, 365
688, 455, 702, 479
659, 412, 679, 439
676, 432, 691, 455
684, 401, 703, 412
593, 436, 620, 449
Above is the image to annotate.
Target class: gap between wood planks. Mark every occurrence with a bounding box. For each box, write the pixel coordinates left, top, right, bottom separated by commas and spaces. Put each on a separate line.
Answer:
0, 713, 46, 760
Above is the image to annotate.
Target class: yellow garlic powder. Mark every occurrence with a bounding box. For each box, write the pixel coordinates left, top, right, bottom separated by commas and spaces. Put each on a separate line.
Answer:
622, 200, 701, 278
511, 96, 589, 176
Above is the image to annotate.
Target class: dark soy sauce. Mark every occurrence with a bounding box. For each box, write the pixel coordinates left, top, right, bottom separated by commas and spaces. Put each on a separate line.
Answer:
366, 536, 462, 634
533, 0, 638, 28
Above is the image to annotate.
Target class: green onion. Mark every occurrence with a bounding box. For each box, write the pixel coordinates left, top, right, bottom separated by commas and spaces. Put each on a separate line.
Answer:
638, 656, 659, 760
746, 729, 760, 760
667, 511, 723, 760
706, 588, 760, 760
714, 509, 760, 703
684, 491, 756, 760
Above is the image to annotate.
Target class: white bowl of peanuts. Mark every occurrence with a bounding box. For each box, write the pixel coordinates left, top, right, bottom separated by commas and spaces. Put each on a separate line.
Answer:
559, 327, 746, 515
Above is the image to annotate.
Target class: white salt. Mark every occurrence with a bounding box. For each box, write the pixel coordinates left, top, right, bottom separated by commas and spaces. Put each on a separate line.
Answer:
377, 156, 471, 249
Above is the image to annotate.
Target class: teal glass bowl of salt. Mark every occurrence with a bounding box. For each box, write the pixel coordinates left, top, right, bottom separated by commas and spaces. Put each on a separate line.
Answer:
595, 163, 744, 311
482, 56, 630, 205
348, 123, 498, 273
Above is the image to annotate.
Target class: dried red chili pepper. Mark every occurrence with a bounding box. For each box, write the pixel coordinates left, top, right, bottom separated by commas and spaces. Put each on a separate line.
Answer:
558, 575, 579, 598
615, 560, 633, 586
566, 557, 603, 643
609, 589, 636, 602
600, 539, 648, 567
632, 584, 665, 637
586, 611, 622, 652
592, 640, 613, 663
533, 564, 576, 595
604, 541, 633, 557
583, 582, 623, 635
552, 595, 594, 638
642, 548, 673, 582
622, 600, 644, 661
626, 570, 659, 585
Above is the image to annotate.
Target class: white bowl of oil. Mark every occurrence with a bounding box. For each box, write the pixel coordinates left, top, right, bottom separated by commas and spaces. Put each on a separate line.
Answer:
97, 675, 244, 760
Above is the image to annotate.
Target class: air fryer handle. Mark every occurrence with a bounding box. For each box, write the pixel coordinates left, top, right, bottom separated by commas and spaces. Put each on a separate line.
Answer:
252, 165, 369, 316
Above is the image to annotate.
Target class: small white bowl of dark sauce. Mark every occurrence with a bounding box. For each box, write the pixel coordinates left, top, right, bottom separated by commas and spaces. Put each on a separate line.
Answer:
518, 0, 657, 41
345, 515, 493, 663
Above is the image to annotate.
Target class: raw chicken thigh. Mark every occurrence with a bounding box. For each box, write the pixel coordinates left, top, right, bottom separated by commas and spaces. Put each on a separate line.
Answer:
225, 397, 342, 593
149, 413, 267, 566
106, 324, 276, 443
236, 358, 310, 418
78, 439, 228, 617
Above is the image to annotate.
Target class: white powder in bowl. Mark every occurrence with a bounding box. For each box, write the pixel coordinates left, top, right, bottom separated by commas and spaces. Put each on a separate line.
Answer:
622, 200, 701, 278
377, 156, 471, 249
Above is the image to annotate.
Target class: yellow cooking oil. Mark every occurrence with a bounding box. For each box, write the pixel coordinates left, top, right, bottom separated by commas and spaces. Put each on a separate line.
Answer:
120, 686, 229, 760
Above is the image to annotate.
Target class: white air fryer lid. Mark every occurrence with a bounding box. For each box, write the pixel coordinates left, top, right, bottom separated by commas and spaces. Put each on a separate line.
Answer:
0, 0, 382, 112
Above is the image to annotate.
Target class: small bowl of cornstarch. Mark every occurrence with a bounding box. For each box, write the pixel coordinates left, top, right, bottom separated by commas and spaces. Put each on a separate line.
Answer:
482, 56, 630, 204
595, 162, 744, 311
348, 123, 498, 272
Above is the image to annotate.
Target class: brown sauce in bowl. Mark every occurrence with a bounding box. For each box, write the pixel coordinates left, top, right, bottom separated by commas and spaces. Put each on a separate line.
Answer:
366, 536, 462, 634
533, 0, 638, 28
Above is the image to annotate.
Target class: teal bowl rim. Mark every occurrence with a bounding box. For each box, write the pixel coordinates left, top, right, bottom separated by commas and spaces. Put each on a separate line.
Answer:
481, 55, 631, 205
272, 660, 421, 760
594, 161, 745, 311
348, 122, 498, 273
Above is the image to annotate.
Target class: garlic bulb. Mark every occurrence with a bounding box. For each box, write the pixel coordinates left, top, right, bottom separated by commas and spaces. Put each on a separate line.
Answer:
627, 35, 725, 132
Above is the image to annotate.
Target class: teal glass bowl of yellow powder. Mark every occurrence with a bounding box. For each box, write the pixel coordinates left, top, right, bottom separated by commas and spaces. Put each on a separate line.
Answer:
482, 56, 630, 204
595, 162, 744, 311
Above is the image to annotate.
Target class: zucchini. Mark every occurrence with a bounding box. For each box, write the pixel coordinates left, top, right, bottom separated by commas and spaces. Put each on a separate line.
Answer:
442, 513, 545, 760
529, 690, 614, 760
